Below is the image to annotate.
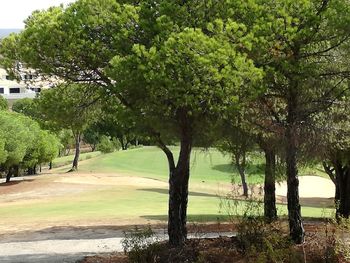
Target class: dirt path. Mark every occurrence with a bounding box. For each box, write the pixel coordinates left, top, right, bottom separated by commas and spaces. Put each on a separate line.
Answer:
0, 225, 236, 263
0, 227, 126, 263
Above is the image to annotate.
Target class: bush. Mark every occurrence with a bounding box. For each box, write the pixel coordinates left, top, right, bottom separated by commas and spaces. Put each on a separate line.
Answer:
97, 135, 116, 153
121, 226, 162, 263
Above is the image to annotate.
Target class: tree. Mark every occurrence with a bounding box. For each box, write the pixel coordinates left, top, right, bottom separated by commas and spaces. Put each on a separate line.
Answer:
217, 117, 256, 198
320, 94, 350, 219
0, 111, 58, 182
83, 126, 101, 152
0, 112, 32, 182
227, 0, 350, 243
108, 27, 263, 246
35, 84, 100, 171
0, 0, 264, 247
90, 99, 139, 151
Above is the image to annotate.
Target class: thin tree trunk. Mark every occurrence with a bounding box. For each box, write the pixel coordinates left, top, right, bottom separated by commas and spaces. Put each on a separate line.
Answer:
119, 137, 126, 150
285, 125, 304, 244
264, 148, 277, 222
6, 167, 13, 183
179, 134, 191, 240
71, 132, 81, 171
323, 161, 340, 202
235, 154, 248, 197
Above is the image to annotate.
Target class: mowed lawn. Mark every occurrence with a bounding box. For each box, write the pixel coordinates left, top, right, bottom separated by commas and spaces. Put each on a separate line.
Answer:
0, 147, 334, 232
78, 146, 265, 184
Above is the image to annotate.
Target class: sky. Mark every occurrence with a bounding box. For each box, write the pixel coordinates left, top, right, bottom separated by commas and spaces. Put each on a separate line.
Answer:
0, 0, 76, 28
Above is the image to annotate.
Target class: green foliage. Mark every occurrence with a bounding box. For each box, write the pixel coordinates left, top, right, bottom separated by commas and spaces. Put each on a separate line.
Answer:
82, 126, 101, 151
35, 84, 100, 134
122, 226, 161, 263
12, 98, 36, 116
0, 112, 32, 168
0, 96, 8, 110
0, 111, 60, 172
97, 136, 117, 154
57, 129, 74, 156
109, 26, 263, 141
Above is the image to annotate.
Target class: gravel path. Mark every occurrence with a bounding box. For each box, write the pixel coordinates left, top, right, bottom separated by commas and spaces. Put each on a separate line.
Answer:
0, 227, 233, 263
0, 227, 127, 263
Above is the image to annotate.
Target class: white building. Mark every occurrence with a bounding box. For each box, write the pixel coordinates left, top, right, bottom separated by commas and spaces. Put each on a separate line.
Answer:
0, 68, 40, 101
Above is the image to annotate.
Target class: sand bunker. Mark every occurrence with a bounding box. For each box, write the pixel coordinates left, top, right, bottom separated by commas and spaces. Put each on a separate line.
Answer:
275, 176, 335, 198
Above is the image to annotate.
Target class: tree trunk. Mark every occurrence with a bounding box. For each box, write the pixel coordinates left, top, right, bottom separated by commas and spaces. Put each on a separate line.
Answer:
6, 167, 13, 183
235, 154, 248, 197
71, 132, 81, 171
168, 131, 192, 247
119, 137, 127, 150
323, 161, 340, 202
263, 148, 277, 223
335, 164, 350, 219
91, 144, 96, 152
156, 115, 192, 248
285, 125, 304, 244
49, 162, 53, 170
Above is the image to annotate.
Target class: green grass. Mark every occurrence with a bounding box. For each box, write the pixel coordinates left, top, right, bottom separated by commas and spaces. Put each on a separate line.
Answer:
77, 146, 328, 184
52, 151, 102, 168
0, 146, 334, 229
78, 146, 265, 184
0, 185, 334, 225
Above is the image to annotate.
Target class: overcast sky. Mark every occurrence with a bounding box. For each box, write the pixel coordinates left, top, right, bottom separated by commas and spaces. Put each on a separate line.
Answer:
0, 0, 76, 28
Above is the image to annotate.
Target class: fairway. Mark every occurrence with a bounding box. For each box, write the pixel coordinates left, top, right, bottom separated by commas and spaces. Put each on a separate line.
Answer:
0, 147, 335, 234
77, 146, 266, 184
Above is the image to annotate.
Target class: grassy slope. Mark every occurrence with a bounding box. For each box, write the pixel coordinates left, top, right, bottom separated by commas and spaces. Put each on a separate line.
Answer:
79, 146, 265, 184
52, 151, 102, 168
79, 146, 328, 183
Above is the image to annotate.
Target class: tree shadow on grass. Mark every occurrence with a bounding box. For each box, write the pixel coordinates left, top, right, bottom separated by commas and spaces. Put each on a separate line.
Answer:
0, 179, 34, 187
137, 188, 218, 198
211, 164, 234, 174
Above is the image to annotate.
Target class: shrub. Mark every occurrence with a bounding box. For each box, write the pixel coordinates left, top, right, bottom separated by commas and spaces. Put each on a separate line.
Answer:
97, 136, 116, 153
121, 226, 162, 263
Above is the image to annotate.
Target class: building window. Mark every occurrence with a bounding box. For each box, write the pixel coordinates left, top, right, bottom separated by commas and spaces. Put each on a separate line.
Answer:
24, 74, 33, 80
9, 88, 20, 94
5, 75, 10, 80
0, 88, 4, 94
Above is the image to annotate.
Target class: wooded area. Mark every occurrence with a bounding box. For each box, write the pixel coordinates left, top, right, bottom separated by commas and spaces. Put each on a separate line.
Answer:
0, 0, 350, 252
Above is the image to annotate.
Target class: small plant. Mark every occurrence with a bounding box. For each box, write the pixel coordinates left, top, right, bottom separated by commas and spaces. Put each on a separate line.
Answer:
121, 225, 162, 263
